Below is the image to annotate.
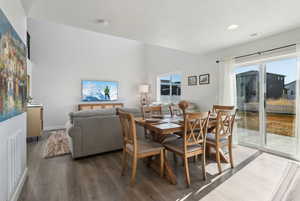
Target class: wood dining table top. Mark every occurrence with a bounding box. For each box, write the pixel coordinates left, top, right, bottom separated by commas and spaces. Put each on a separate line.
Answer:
134, 113, 226, 185
135, 112, 216, 135
135, 116, 182, 134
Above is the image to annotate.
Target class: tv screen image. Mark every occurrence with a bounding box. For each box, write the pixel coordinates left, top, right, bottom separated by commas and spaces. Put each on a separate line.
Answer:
82, 80, 118, 101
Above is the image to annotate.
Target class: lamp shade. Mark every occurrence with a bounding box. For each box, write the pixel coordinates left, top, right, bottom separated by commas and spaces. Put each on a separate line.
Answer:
139, 84, 149, 93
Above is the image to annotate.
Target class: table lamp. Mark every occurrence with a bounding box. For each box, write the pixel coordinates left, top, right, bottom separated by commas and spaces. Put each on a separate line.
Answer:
139, 84, 150, 105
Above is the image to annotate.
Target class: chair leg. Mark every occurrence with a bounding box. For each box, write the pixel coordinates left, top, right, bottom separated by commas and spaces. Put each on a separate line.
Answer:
194, 155, 198, 163
201, 154, 207, 180
160, 150, 164, 177
228, 136, 234, 168
144, 128, 149, 139
173, 152, 177, 164
130, 156, 138, 185
183, 157, 190, 187
121, 149, 127, 176
215, 146, 222, 174
206, 145, 211, 160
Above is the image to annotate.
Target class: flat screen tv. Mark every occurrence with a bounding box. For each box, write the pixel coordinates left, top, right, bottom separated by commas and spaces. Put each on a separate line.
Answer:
81, 80, 118, 102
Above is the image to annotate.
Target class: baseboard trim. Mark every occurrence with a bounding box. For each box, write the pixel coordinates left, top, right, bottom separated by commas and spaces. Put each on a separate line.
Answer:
9, 168, 28, 201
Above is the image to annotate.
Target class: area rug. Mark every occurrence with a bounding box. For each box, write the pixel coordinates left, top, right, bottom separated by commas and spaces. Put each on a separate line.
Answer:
43, 130, 71, 158
199, 153, 300, 201
271, 161, 300, 201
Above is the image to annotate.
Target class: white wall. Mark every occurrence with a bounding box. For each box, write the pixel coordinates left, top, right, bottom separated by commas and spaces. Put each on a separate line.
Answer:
29, 13, 300, 130
28, 19, 146, 129
211, 27, 300, 59
144, 44, 218, 111
27, 59, 33, 97
0, 0, 27, 201
207, 27, 300, 105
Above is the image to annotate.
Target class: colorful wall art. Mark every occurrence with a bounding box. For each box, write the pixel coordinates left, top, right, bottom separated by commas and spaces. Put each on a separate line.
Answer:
0, 9, 27, 122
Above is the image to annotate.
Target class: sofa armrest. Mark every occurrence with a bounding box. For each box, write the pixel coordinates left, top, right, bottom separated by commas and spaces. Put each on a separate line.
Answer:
66, 121, 83, 159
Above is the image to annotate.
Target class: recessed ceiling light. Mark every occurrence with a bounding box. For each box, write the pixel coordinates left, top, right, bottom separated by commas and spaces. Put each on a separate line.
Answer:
250, 33, 258, 37
227, 24, 239, 31
95, 19, 109, 26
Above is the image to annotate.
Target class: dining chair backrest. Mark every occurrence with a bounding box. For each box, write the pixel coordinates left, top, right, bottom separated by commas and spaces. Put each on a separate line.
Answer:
183, 112, 210, 153
141, 105, 162, 118
178, 100, 190, 116
212, 105, 235, 113
169, 103, 181, 116
214, 109, 237, 139
118, 110, 137, 154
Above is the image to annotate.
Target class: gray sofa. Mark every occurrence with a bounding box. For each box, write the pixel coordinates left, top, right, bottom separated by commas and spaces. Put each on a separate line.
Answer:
66, 108, 142, 159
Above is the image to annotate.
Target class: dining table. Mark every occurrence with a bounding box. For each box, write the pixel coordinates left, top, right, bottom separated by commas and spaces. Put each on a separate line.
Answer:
134, 113, 229, 185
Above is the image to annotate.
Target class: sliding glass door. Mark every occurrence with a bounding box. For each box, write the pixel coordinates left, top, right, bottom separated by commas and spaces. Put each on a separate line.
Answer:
265, 58, 298, 155
235, 65, 261, 146
235, 57, 298, 157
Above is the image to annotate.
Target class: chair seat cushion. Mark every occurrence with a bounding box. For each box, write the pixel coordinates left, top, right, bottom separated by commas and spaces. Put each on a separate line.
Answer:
164, 139, 203, 154
126, 140, 164, 154
161, 134, 181, 144
206, 133, 228, 143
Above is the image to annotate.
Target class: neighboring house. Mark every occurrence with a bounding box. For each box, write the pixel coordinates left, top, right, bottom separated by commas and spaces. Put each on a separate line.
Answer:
285, 81, 296, 100
236, 71, 285, 104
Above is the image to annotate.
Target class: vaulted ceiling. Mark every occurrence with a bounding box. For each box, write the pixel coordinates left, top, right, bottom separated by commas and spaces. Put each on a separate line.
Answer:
21, 0, 300, 54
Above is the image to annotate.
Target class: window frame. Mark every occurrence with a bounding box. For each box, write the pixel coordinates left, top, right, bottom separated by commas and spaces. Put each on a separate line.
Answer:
156, 72, 182, 103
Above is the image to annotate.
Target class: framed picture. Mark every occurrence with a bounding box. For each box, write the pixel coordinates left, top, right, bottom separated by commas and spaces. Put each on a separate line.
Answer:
199, 74, 210, 85
188, 76, 197, 86
0, 9, 27, 123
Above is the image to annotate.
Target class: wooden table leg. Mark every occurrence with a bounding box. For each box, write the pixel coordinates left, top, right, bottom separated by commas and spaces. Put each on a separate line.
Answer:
147, 131, 177, 184
149, 154, 177, 185
163, 152, 177, 185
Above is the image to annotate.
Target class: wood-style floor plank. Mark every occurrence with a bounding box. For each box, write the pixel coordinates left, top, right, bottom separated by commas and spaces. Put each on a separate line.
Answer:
18, 135, 258, 201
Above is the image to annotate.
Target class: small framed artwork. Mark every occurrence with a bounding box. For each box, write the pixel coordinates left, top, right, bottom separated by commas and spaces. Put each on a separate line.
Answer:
199, 74, 210, 85
188, 76, 197, 86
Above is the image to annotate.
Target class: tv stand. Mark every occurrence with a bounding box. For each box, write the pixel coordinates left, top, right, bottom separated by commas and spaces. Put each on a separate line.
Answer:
78, 102, 124, 111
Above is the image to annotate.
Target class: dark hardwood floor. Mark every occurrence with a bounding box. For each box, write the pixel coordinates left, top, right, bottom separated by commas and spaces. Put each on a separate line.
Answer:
18, 135, 258, 201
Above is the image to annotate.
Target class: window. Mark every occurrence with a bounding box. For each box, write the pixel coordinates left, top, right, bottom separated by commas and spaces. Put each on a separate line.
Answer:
158, 74, 181, 103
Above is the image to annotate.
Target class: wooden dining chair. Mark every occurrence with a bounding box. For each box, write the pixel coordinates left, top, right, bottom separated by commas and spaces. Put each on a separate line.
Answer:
118, 110, 165, 185
163, 112, 210, 187
141, 105, 162, 118
206, 109, 237, 174
212, 105, 235, 113
141, 105, 163, 139
169, 103, 181, 116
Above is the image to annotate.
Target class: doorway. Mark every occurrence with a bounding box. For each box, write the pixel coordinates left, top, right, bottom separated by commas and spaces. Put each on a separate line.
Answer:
235, 57, 298, 157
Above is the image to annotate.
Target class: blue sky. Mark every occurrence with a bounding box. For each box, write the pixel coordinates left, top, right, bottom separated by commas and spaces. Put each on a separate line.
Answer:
82, 80, 118, 89
235, 58, 297, 84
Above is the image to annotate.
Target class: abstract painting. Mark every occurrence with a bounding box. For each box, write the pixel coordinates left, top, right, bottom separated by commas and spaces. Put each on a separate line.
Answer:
0, 9, 27, 122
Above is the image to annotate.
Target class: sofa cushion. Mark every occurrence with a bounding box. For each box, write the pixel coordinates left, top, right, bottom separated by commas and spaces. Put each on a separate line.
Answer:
69, 108, 116, 123
118, 108, 142, 116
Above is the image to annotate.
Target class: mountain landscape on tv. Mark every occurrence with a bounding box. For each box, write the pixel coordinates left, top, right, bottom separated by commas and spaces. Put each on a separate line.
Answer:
82, 80, 118, 102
